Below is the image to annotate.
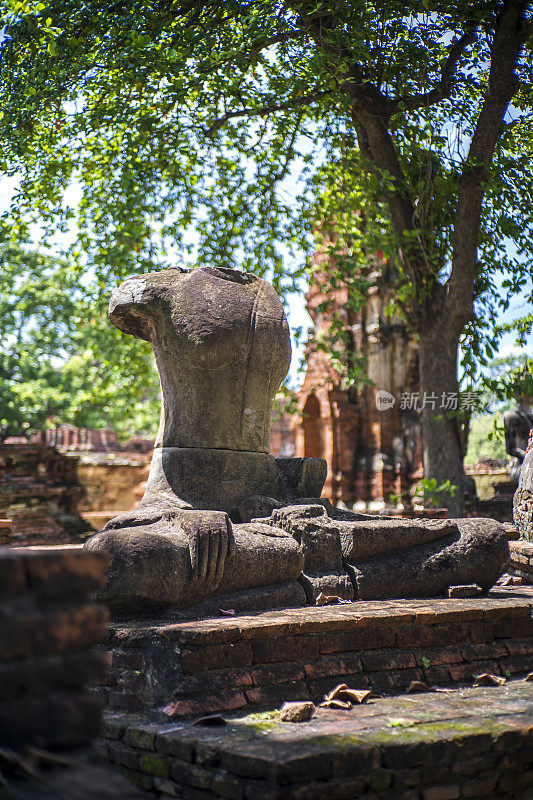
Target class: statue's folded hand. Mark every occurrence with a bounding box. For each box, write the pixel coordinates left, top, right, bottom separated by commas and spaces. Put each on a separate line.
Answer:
178, 510, 235, 593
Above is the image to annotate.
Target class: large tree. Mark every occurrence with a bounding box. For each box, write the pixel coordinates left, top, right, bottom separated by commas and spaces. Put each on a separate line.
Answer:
1, 0, 532, 512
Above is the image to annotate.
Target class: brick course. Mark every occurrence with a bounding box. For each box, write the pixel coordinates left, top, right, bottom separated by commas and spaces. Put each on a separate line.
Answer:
102, 681, 533, 800
100, 587, 533, 718
0, 545, 108, 749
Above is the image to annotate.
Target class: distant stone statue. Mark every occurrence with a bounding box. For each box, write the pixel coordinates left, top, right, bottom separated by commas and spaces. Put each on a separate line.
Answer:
504, 391, 533, 481
85, 268, 509, 613
514, 428, 533, 541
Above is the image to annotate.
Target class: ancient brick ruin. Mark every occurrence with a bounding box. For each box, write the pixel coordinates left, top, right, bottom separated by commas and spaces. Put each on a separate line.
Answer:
292, 245, 423, 508
32, 424, 153, 455
0, 545, 108, 749
0, 426, 153, 546
0, 443, 90, 546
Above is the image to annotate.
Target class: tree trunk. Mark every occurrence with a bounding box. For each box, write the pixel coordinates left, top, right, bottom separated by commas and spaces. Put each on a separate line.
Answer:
418, 320, 465, 517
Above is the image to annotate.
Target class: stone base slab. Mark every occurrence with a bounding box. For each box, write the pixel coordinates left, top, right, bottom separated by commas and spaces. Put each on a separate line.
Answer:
100, 680, 533, 800
94, 587, 533, 718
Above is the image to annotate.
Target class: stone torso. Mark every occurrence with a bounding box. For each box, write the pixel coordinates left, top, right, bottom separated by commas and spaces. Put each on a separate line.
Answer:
109, 268, 291, 453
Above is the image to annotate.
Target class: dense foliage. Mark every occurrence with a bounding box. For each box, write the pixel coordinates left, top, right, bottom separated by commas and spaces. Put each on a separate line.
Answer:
0, 245, 159, 440
1, 0, 532, 510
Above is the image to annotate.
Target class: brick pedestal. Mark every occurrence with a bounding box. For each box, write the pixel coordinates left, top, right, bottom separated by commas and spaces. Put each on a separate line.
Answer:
96, 588, 533, 719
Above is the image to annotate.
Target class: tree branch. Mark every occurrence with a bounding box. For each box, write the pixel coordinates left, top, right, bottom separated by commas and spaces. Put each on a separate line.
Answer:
249, 30, 303, 56
389, 26, 477, 113
294, 8, 433, 317
203, 90, 331, 136
446, 0, 530, 328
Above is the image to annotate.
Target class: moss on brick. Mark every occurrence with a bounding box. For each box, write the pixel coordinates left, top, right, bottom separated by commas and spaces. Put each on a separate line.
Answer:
369, 768, 393, 792
121, 768, 155, 790
139, 752, 171, 778
125, 727, 157, 749
234, 709, 282, 733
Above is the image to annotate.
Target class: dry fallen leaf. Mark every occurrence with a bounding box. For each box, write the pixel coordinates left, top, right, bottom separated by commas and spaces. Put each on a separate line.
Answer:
524, 672, 533, 682
406, 680, 430, 694
321, 683, 371, 707
192, 714, 227, 726
315, 592, 351, 606
340, 688, 372, 704
319, 698, 353, 710
323, 683, 349, 701
498, 575, 526, 586
473, 673, 506, 687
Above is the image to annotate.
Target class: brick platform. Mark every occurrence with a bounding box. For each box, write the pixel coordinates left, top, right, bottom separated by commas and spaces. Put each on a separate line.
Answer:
100, 680, 533, 799
97, 587, 533, 718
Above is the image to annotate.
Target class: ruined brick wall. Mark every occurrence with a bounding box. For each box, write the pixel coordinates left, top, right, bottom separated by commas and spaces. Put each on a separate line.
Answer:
3, 428, 153, 543
0, 444, 91, 546
76, 461, 151, 514
293, 248, 422, 507
31, 424, 154, 455
0, 546, 108, 749
32, 424, 122, 452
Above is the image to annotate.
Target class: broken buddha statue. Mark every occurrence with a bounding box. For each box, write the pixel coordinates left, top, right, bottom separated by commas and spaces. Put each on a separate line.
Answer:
84, 267, 325, 612
85, 267, 509, 613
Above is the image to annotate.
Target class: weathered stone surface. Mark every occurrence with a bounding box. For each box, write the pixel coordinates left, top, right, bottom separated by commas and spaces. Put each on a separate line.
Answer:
447, 584, 483, 599
280, 701, 315, 722
514, 430, 533, 540
87, 513, 304, 611
102, 681, 533, 800
144, 447, 280, 517
270, 506, 509, 601
350, 518, 509, 600
338, 518, 459, 562
239, 495, 282, 524
271, 505, 353, 602
86, 267, 510, 613
110, 267, 291, 454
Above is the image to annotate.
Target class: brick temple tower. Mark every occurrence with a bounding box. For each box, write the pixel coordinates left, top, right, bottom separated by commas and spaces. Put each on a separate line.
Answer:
292, 239, 423, 508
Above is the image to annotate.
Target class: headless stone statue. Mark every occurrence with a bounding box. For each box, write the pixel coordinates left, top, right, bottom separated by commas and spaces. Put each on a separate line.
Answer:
514, 428, 533, 541
86, 267, 509, 613
504, 395, 533, 482
85, 268, 325, 612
